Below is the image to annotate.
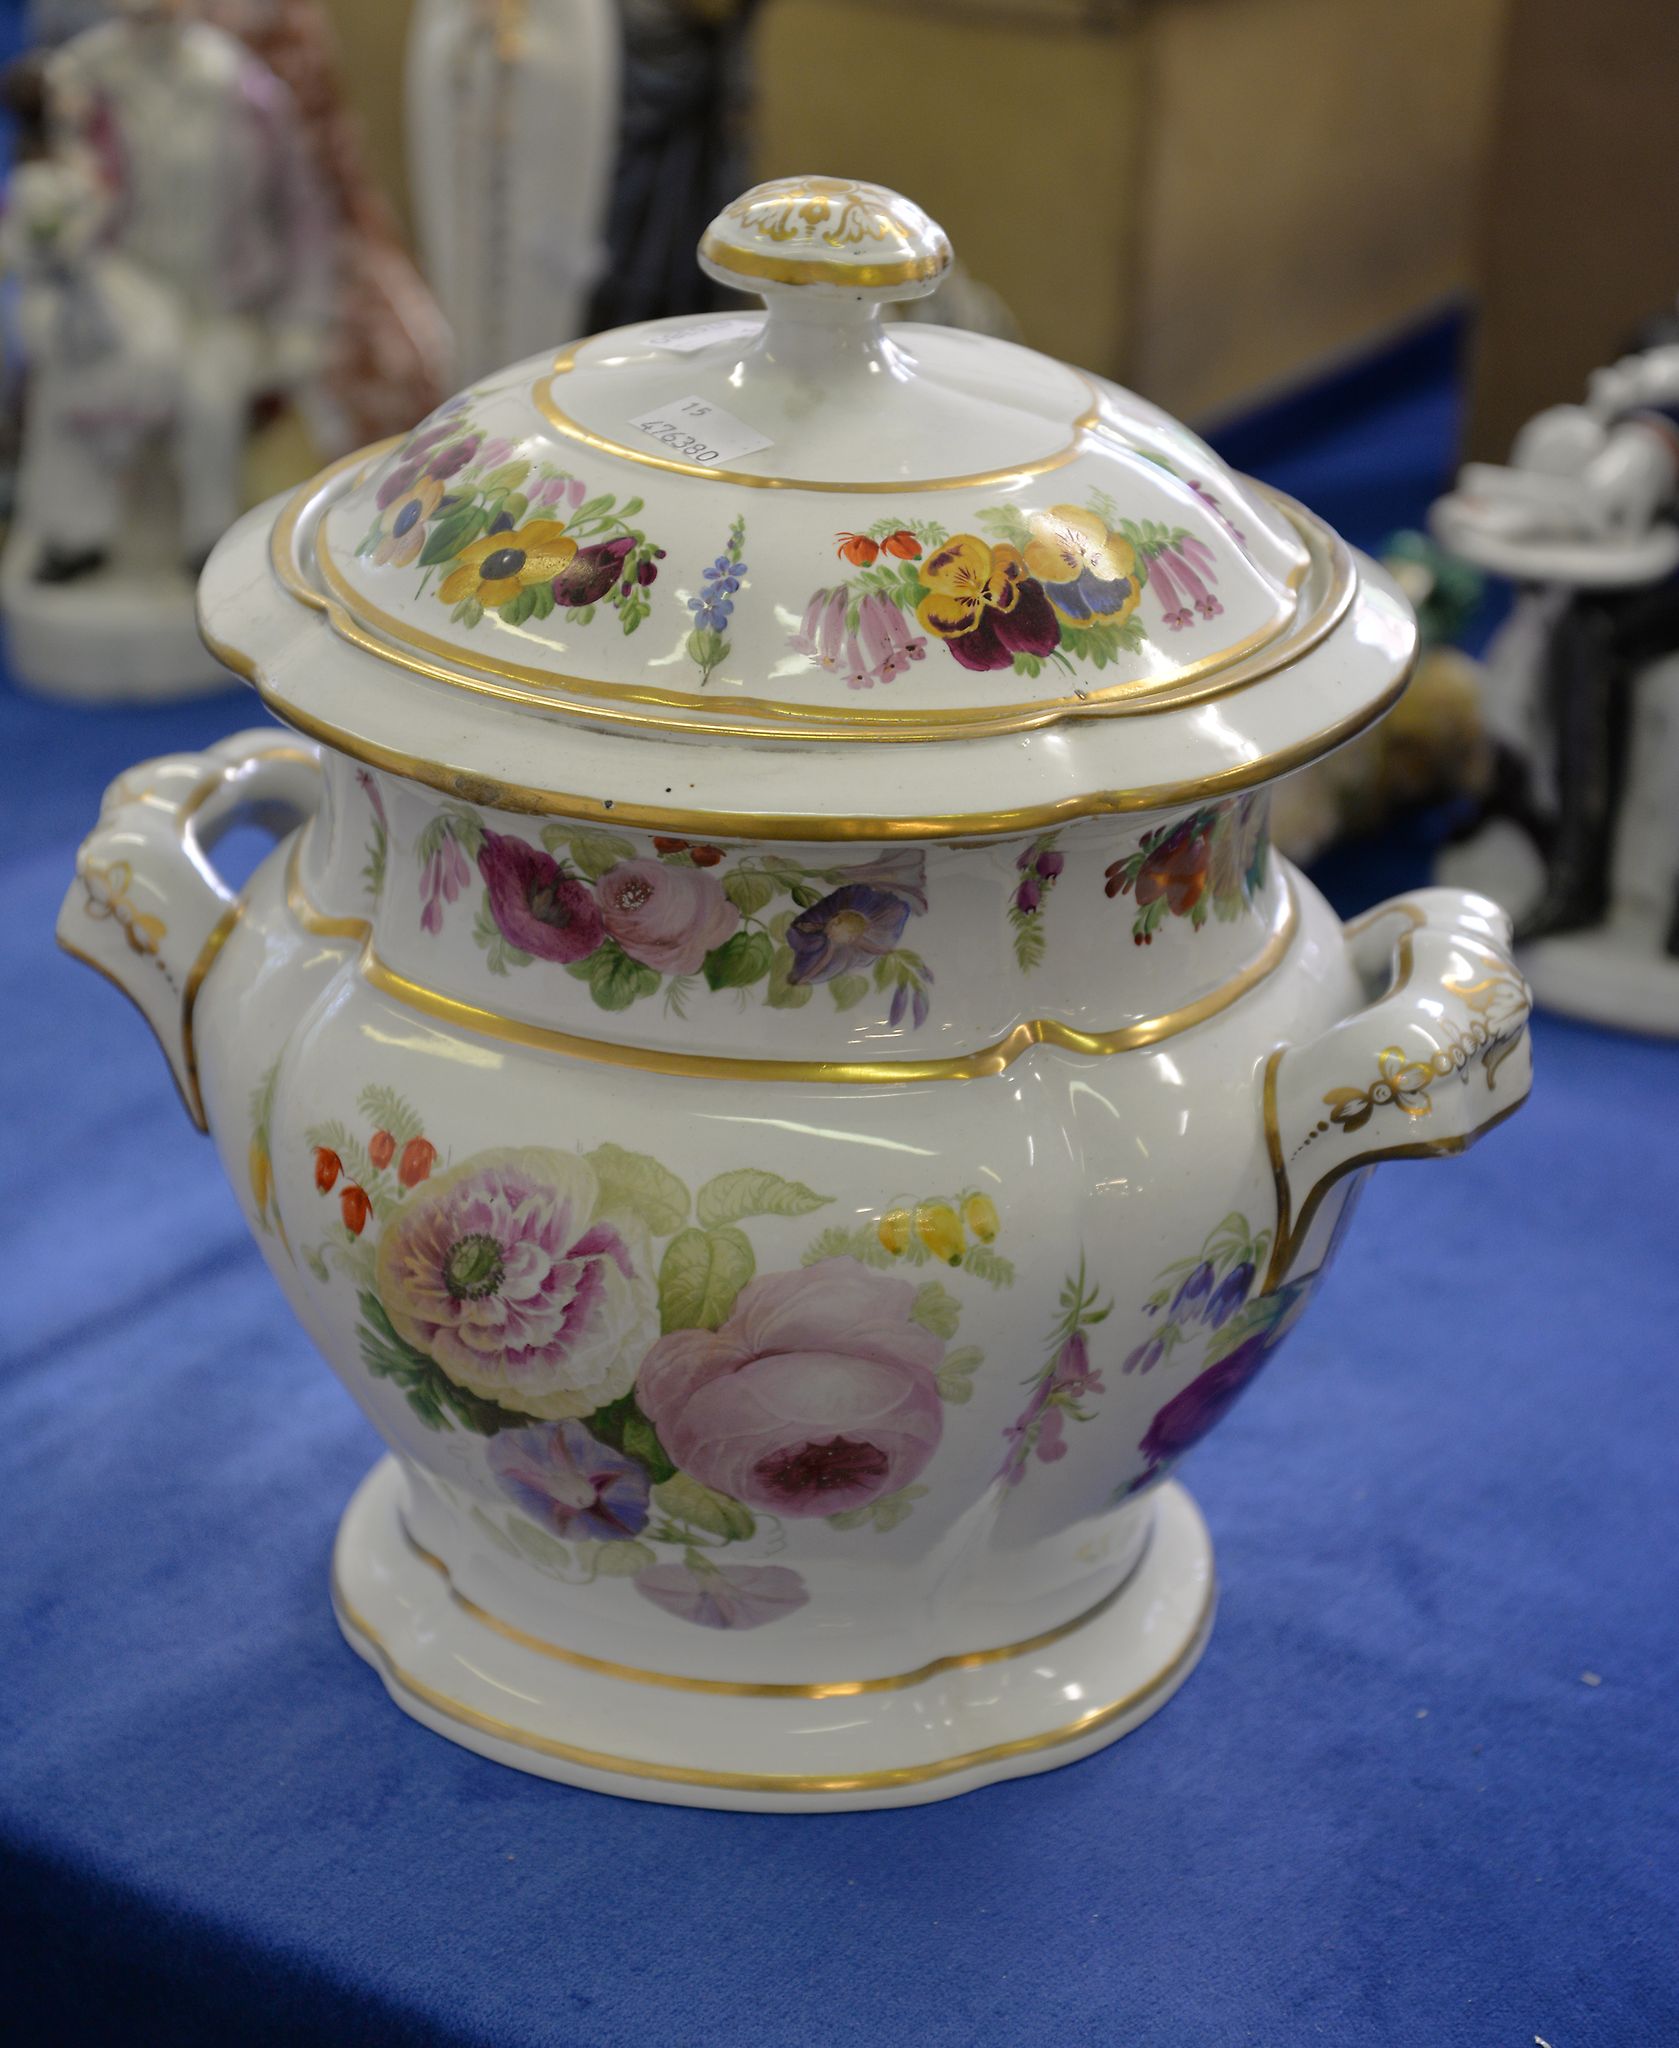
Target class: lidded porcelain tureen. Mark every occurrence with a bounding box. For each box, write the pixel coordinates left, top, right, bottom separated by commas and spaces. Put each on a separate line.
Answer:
60, 179, 1534, 1809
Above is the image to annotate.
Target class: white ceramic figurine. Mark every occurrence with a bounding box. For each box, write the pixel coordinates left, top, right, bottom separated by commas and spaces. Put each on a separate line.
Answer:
1433, 329, 1679, 1034
0, 0, 331, 699
406, 0, 621, 385
61, 180, 1532, 1808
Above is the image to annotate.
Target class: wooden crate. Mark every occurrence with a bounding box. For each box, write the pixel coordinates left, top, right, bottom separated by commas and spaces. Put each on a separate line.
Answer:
751, 0, 1510, 420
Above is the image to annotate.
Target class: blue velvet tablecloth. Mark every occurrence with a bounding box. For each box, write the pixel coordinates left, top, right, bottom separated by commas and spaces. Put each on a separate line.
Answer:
3, 353, 1677, 2045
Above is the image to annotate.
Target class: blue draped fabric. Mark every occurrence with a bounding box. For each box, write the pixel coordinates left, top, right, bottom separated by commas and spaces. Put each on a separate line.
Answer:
2, 328, 1676, 2044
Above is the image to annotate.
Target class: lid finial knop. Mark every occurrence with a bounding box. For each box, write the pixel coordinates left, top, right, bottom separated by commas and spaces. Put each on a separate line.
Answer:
698, 176, 952, 302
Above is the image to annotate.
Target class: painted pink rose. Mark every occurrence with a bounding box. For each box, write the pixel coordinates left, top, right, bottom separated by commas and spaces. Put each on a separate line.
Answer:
595, 858, 741, 976
634, 1559, 809, 1631
637, 1258, 945, 1517
375, 1147, 656, 1419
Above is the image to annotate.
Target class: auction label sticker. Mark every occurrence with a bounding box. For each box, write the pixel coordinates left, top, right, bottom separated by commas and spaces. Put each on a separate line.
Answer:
649, 318, 762, 354
625, 396, 772, 467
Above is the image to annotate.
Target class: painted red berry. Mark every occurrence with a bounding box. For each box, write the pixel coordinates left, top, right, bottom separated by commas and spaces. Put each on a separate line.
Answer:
881, 529, 921, 559
400, 1137, 437, 1188
836, 533, 879, 566
690, 845, 724, 868
340, 1184, 371, 1235
314, 1147, 341, 1193
368, 1129, 396, 1170
653, 836, 688, 857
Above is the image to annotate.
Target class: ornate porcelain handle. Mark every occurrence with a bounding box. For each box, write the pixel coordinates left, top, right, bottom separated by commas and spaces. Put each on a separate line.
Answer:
57, 730, 323, 1130
1261, 888, 1533, 1288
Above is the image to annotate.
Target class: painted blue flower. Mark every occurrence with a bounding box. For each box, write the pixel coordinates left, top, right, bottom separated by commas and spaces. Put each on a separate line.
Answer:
1203, 1260, 1255, 1329
786, 884, 911, 984
487, 1420, 651, 1542
1171, 1261, 1216, 1319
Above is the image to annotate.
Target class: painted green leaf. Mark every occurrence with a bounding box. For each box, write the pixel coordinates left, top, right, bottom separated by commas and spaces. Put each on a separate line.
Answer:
584, 1389, 677, 1482
909, 1279, 962, 1339
572, 493, 613, 524
722, 869, 777, 917
659, 1225, 754, 1332
507, 1514, 571, 1569
696, 1168, 831, 1229
960, 1243, 1015, 1289
541, 824, 637, 878
481, 460, 531, 492
765, 944, 813, 1009
571, 939, 659, 1010
592, 1538, 658, 1577
936, 1346, 984, 1404
652, 1473, 755, 1542
470, 1504, 521, 1558
586, 1141, 690, 1235
801, 1222, 892, 1270
828, 972, 870, 1013
357, 1291, 532, 1435
702, 930, 773, 991
418, 504, 485, 565
528, 580, 555, 620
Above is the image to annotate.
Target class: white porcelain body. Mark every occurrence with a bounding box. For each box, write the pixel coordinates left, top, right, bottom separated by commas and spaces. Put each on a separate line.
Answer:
59, 729, 1532, 1801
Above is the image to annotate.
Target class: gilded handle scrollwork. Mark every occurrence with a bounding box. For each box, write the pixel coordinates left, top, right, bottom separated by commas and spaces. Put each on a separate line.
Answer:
1261, 888, 1533, 1288
58, 731, 324, 1129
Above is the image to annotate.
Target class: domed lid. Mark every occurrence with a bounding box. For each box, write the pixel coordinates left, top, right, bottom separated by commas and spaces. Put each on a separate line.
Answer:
203, 176, 1415, 834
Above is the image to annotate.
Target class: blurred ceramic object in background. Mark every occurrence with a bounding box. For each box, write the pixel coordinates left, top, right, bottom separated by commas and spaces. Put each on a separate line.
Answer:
1, 0, 332, 699
1433, 326, 1679, 1035
1270, 533, 1489, 864
406, 0, 621, 384
205, 0, 451, 451
62, 178, 1532, 1807
584, 0, 759, 335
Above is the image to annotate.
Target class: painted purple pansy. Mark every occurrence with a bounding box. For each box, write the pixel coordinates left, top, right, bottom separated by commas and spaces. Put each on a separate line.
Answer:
489, 1420, 651, 1542
477, 829, 604, 963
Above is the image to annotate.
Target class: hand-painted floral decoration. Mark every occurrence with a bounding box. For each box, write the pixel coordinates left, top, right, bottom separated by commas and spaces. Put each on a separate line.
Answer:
376, 1147, 656, 1420
1105, 793, 1269, 944
292, 1108, 999, 1625
1116, 1210, 1323, 1500
1008, 832, 1065, 971
686, 516, 746, 685
354, 403, 664, 636
638, 1260, 947, 1517
786, 489, 1224, 687
998, 1257, 1111, 1486
1121, 1211, 1273, 1379
356, 769, 388, 904
413, 804, 935, 1023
